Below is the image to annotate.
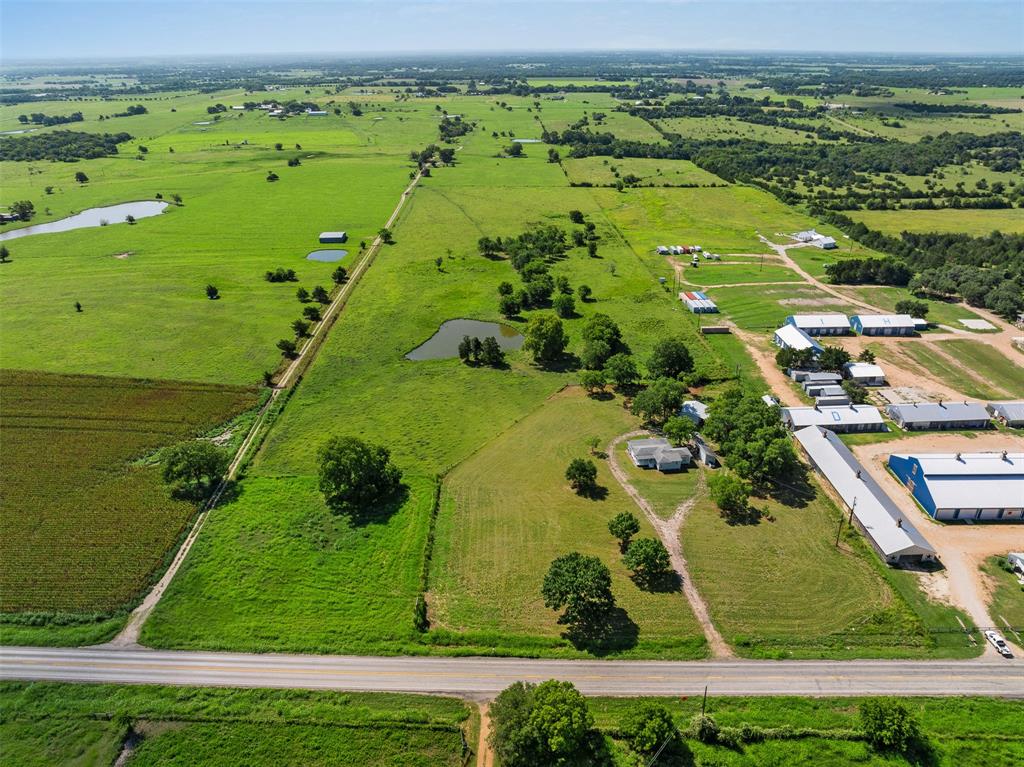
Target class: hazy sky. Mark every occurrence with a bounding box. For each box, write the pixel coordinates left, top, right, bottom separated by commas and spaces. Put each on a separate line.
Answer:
2, 0, 1021, 61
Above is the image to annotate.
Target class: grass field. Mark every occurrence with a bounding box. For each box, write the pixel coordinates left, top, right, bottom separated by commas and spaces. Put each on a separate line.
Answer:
0, 370, 255, 635
656, 115, 828, 144
934, 340, 1024, 397
711, 284, 859, 331
0, 91, 440, 384
562, 156, 725, 187
0, 681, 473, 767
850, 208, 1024, 236
429, 389, 707, 658
834, 285, 985, 327
878, 340, 1012, 400
141, 475, 434, 654
589, 695, 1024, 765
679, 259, 802, 286
680, 478, 936, 658
982, 557, 1024, 631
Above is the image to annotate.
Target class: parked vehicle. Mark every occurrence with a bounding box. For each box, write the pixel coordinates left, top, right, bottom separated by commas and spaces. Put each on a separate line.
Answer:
985, 630, 1014, 658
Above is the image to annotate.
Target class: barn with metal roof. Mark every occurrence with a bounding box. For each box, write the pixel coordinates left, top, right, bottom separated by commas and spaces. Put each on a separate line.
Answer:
888, 451, 1024, 522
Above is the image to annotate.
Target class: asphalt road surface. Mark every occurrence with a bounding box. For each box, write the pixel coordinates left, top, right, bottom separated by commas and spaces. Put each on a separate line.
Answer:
3, 646, 1023, 698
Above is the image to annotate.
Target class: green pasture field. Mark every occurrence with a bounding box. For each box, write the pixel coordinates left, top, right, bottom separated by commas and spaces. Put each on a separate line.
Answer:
0, 681, 472, 767
679, 259, 802, 287
0, 93, 440, 384
526, 78, 636, 87
711, 284, 860, 332
886, 161, 1022, 195
656, 115, 830, 144
562, 156, 725, 187
0, 370, 255, 641
835, 111, 1019, 140
597, 185, 848, 255
934, 340, 1024, 398
141, 475, 433, 654
429, 389, 707, 658
871, 340, 1008, 401
681, 477, 939, 658
849, 207, 1024, 236
784, 239, 888, 278
833, 285, 984, 327
589, 695, 1024, 766
613, 441, 704, 520
982, 557, 1024, 631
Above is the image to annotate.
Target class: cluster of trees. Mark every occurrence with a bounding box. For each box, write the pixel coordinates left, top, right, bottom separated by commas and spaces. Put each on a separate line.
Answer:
0, 130, 133, 161
265, 267, 298, 283
817, 211, 1024, 318
823, 257, 913, 286
457, 335, 505, 367
628, 337, 696, 424
703, 387, 799, 493
17, 111, 84, 126
162, 441, 229, 500
523, 315, 568, 362
112, 104, 148, 117
438, 115, 473, 141
6, 200, 34, 221
317, 436, 403, 517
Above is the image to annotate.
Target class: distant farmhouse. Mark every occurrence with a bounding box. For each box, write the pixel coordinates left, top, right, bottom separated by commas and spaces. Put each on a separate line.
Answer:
627, 437, 691, 472
786, 314, 850, 336
844, 361, 886, 386
792, 229, 837, 249
851, 314, 916, 336
795, 427, 936, 565
885, 402, 990, 431
888, 451, 1024, 522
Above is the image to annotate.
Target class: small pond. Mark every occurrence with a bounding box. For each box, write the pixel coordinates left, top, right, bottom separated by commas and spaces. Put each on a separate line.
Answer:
0, 201, 169, 241
0, 129, 34, 135
306, 249, 349, 263
406, 319, 524, 361
512, 138, 542, 143
193, 121, 213, 125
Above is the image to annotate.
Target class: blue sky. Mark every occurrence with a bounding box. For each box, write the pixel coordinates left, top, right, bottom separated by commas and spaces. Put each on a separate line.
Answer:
1, 0, 1021, 61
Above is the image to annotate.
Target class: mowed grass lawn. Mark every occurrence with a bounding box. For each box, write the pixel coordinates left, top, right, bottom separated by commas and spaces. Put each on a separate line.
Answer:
878, 340, 1011, 401
850, 208, 1024, 236
0, 100, 438, 384
0, 681, 473, 767
982, 557, 1024, 630
681, 482, 930, 658
614, 441, 704, 520
141, 475, 435, 654
680, 259, 802, 286
712, 284, 860, 332
834, 285, 985, 327
0, 370, 255, 645
562, 157, 723, 187
935, 340, 1024, 398
429, 389, 707, 658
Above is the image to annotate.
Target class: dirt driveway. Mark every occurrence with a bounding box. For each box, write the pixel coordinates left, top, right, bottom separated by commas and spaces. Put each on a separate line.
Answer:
851, 432, 1024, 654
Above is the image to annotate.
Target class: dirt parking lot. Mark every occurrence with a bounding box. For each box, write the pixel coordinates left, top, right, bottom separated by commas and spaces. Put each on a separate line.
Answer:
852, 432, 1024, 656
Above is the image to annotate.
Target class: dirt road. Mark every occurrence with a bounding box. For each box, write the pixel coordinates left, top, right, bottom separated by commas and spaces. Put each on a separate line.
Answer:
607, 431, 733, 658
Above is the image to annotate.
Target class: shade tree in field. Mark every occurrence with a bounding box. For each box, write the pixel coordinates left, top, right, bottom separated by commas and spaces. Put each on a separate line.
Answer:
317, 435, 404, 519
296, 287, 310, 302
523, 315, 568, 363
162, 441, 229, 500
647, 337, 694, 380
499, 294, 521, 318
622, 537, 671, 588
302, 306, 322, 322
489, 680, 607, 767
542, 552, 615, 627
662, 415, 695, 447
74, 171, 89, 183
631, 377, 686, 425
331, 266, 347, 284
857, 348, 876, 363
265, 267, 298, 283
621, 702, 678, 758
579, 369, 606, 396
580, 313, 624, 369
774, 346, 816, 371
569, 210, 585, 224
505, 142, 524, 157
292, 319, 310, 337
276, 338, 297, 357
859, 698, 925, 755
378, 227, 394, 244
608, 511, 640, 551
603, 353, 639, 390
0, 246, 10, 263
311, 285, 330, 304
553, 294, 575, 318
565, 457, 599, 496
894, 298, 928, 318
577, 284, 592, 302
205, 284, 219, 300
708, 470, 758, 525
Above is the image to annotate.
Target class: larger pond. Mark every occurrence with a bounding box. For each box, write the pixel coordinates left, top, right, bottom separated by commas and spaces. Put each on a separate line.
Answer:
306, 249, 349, 263
0, 201, 169, 241
406, 319, 524, 361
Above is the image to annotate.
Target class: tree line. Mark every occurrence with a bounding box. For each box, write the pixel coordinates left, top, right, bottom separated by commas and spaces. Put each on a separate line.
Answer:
0, 130, 133, 162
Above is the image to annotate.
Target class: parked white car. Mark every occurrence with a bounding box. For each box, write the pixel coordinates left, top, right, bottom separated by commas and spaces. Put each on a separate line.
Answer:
985, 630, 1013, 658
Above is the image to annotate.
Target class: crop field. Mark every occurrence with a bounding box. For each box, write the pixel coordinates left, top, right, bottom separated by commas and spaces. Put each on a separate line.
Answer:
429, 389, 707, 658
562, 156, 725, 187
849, 208, 1024, 236
141, 475, 434, 654
589, 695, 1024, 765
0, 370, 255, 635
680, 481, 938, 658
0, 681, 473, 767
0, 91, 439, 383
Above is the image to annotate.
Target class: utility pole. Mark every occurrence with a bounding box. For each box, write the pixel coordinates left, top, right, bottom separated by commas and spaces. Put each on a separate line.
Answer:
836, 498, 856, 548
701, 685, 708, 716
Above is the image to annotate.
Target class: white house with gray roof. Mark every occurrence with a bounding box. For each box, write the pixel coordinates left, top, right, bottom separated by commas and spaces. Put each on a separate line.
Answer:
795, 426, 936, 565
886, 402, 991, 430
627, 437, 691, 472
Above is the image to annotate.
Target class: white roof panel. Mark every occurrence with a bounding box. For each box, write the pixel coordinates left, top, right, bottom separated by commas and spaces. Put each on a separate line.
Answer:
853, 314, 916, 329
783, 405, 884, 428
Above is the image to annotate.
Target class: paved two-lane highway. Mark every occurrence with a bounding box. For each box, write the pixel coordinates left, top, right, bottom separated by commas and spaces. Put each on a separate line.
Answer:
2, 646, 1022, 698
